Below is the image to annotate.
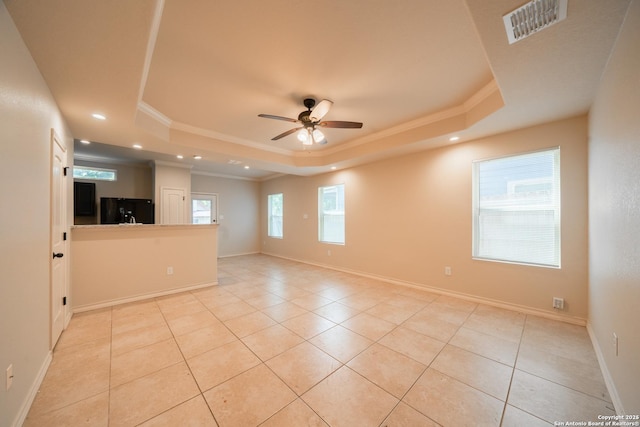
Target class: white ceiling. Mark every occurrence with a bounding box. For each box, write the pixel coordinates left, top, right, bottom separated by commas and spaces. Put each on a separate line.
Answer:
5, 0, 631, 180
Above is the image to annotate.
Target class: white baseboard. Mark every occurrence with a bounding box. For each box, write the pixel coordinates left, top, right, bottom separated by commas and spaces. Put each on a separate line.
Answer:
218, 251, 260, 259
64, 310, 72, 328
587, 322, 624, 414
72, 281, 218, 313
260, 251, 587, 326
12, 350, 52, 427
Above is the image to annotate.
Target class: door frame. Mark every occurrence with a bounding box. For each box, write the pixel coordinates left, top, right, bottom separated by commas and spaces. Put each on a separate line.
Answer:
50, 129, 69, 349
191, 192, 219, 224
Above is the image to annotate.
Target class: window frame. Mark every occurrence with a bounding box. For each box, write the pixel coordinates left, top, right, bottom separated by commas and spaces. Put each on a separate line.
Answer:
267, 193, 284, 239
318, 183, 345, 245
72, 165, 117, 181
472, 147, 561, 268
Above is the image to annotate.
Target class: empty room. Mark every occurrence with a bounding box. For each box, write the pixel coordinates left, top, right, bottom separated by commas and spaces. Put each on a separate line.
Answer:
1, 0, 638, 426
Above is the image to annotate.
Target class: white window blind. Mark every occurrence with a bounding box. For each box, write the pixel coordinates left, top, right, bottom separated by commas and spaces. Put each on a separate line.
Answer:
472, 148, 560, 267
318, 184, 345, 244
267, 193, 283, 238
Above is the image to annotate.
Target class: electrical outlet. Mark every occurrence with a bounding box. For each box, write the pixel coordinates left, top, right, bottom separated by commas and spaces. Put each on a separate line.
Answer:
444, 266, 452, 276
6, 364, 13, 391
167, 266, 173, 275
327, 250, 331, 256
613, 333, 619, 356
552, 297, 564, 310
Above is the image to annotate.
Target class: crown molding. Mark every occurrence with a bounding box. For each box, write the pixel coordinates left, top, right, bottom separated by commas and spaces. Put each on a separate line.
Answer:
464, 79, 501, 111
191, 169, 260, 181
137, 101, 172, 127
137, 0, 165, 103
152, 159, 193, 169
170, 121, 293, 156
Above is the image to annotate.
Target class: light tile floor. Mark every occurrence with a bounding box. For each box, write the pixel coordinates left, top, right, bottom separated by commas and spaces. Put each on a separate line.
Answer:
24, 254, 614, 426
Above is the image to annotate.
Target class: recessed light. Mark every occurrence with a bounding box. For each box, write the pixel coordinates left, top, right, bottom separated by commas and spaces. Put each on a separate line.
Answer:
132, 144, 142, 150
92, 113, 106, 120
330, 166, 337, 170
80, 139, 91, 145
244, 165, 250, 170
193, 155, 202, 160
449, 136, 460, 142
176, 155, 184, 159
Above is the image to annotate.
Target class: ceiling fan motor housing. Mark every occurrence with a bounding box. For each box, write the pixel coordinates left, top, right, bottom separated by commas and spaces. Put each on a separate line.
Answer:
298, 110, 313, 124
258, 97, 362, 142
299, 98, 316, 125
303, 98, 316, 110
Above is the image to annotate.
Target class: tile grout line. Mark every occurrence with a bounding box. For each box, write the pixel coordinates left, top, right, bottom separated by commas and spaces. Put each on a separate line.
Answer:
387, 299, 470, 425
40, 255, 609, 426
156, 292, 222, 427
498, 314, 555, 426
496, 310, 525, 427
202, 273, 334, 426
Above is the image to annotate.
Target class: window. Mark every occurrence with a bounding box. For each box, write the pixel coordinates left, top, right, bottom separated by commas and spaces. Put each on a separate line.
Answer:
268, 193, 283, 238
192, 194, 218, 225
73, 165, 117, 181
319, 184, 345, 244
472, 148, 560, 267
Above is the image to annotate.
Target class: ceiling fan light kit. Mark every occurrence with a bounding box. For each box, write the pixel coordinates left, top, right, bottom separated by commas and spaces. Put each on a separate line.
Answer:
312, 128, 325, 143
259, 98, 362, 146
297, 128, 325, 145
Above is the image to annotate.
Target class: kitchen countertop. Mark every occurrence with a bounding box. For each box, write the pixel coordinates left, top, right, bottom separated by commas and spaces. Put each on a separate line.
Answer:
71, 223, 217, 229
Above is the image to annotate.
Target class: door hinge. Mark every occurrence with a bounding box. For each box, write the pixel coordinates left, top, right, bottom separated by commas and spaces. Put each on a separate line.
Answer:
63, 167, 69, 176
183, 196, 186, 201
63, 232, 67, 241
62, 296, 67, 306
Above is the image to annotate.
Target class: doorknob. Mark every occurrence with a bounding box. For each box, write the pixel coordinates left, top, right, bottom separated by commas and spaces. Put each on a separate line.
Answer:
53, 252, 64, 259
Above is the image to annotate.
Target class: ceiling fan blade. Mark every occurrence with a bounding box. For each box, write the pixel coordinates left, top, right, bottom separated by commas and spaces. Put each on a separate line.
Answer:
318, 120, 363, 129
310, 99, 333, 122
271, 127, 302, 141
258, 114, 299, 123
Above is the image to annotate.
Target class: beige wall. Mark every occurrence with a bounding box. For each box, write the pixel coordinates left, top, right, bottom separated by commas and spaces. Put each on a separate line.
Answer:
75, 160, 153, 199
191, 173, 260, 257
0, 4, 73, 426
588, 0, 640, 414
261, 115, 589, 321
73, 159, 153, 224
2, 0, 636, 419
71, 225, 217, 310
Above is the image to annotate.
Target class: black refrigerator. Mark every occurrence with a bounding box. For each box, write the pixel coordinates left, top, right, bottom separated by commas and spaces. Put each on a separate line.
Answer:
100, 198, 154, 224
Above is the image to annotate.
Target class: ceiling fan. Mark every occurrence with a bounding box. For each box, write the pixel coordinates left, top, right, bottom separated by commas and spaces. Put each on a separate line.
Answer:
258, 98, 363, 145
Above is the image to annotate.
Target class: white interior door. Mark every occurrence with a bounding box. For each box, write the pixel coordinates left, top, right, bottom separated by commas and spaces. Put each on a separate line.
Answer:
50, 130, 67, 348
191, 193, 218, 224
161, 187, 185, 224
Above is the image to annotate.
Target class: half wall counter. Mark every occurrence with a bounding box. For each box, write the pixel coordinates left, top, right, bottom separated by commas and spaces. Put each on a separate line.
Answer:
71, 224, 218, 311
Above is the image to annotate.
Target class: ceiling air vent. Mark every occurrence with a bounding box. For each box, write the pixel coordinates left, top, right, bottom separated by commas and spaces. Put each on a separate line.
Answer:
503, 0, 568, 44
